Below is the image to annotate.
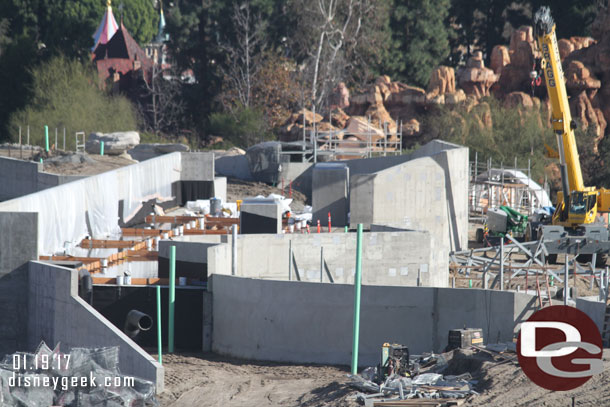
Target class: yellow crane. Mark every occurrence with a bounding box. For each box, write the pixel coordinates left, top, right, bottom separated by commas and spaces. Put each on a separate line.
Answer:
534, 7, 610, 263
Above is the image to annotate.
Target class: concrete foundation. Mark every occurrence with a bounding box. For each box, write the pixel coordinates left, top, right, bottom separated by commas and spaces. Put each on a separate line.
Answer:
181, 152, 215, 181
312, 163, 349, 227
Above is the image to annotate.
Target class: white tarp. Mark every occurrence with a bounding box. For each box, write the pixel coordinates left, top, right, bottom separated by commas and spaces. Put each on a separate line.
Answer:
0, 152, 181, 255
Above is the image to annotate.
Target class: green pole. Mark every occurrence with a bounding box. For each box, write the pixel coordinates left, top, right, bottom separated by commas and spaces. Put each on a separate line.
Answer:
168, 245, 176, 352
345, 226, 348, 233
351, 223, 363, 375
39, 158, 43, 164
44, 125, 49, 152
100, 141, 104, 156
156, 285, 162, 364
469, 279, 472, 288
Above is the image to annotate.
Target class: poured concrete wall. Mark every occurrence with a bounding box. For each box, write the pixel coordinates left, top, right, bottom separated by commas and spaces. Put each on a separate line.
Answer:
181, 152, 215, 181
0, 156, 82, 201
215, 154, 252, 180
28, 262, 164, 391
312, 164, 349, 227
208, 231, 447, 287
0, 212, 37, 356
350, 156, 449, 276
210, 274, 537, 366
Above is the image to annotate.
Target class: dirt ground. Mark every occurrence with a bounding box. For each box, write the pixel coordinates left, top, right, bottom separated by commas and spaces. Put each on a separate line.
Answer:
226, 177, 308, 212
155, 349, 610, 406
157, 353, 354, 407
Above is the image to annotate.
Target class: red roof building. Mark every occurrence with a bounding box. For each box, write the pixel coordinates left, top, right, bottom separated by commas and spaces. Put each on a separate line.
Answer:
92, 1, 153, 91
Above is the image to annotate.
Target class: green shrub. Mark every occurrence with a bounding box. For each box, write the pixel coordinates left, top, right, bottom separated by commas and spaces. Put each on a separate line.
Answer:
208, 106, 271, 148
8, 55, 138, 150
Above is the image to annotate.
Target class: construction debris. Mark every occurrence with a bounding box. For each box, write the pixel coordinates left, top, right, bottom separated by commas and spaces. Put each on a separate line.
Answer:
0, 341, 158, 406
348, 345, 520, 406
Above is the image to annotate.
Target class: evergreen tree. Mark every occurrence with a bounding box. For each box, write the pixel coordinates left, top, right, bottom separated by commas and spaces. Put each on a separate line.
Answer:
388, 0, 453, 88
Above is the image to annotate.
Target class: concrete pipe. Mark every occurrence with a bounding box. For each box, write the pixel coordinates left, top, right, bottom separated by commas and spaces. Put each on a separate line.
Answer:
123, 310, 153, 339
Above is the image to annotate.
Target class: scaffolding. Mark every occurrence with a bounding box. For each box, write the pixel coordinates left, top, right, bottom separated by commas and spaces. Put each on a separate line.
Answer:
469, 153, 551, 217
280, 114, 403, 163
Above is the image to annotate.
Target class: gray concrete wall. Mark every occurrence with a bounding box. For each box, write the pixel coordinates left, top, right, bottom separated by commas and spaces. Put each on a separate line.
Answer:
208, 231, 447, 287
215, 155, 252, 180
210, 274, 537, 366
575, 298, 606, 332
159, 239, 218, 263
0, 156, 83, 201
312, 164, 349, 227
280, 162, 313, 199
181, 152, 215, 181
27, 261, 164, 391
350, 156, 449, 277
0, 212, 38, 356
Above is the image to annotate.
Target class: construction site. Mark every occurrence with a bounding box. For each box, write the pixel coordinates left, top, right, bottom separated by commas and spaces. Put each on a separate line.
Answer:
3, 2, 610, 407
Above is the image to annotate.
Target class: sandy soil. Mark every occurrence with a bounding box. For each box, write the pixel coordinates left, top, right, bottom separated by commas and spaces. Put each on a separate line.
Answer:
156, 349, 610, 407
157, 353, 354, 407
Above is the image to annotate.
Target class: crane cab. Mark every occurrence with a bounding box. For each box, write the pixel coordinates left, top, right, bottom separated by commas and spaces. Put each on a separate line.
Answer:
553, 190, 598, 227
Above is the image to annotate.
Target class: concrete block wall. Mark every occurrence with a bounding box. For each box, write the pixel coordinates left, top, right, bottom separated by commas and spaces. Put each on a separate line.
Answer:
27, 261, 164, 391
210, 274, 537, 366
208, 231, 447, 287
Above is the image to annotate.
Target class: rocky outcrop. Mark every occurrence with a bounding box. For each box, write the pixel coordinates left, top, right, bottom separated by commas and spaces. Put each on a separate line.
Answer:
329, 82, 350, 110
86, 131, 140, 155
457, 52, 498, 99
427, 66, 456, 97
490, 45, 510, 75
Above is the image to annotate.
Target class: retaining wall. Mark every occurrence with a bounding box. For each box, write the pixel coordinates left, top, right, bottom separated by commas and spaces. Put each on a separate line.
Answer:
207, 231, 447, 287
28, 262, 164, 391
210, 274, 537, 366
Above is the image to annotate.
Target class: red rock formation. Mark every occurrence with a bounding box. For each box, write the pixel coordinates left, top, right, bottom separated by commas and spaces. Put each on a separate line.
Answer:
329, 82, 350, 110
490, 45, 510, 75
457, 52, 498, 99
427, 66, 456, 97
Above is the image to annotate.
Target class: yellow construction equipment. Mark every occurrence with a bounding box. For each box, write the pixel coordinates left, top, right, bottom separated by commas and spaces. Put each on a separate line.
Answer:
533, 7, 610, 263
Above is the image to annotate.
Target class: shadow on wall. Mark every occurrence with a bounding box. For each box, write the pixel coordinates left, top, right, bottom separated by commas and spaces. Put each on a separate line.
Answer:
28, 262, 164, 391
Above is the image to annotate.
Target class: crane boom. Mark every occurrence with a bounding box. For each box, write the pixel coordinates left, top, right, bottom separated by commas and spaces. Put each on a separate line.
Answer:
534, 7, 585, 194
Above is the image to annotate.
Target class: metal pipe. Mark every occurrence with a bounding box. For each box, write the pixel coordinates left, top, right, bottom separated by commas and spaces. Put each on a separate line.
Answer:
320, 246, 324, 282
123, 310, 153, 339
231, 225, 237, 276
44, 125, 49, 152
351, 224, 363, 375
500, 238, 504, 291
156, 285, 162, 364
564, 256, 569, 305
168, 245, 176, 352
100, 140, 105, 156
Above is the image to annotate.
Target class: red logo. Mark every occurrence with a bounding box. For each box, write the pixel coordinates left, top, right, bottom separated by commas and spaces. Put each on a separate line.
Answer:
517, 305, 603, 391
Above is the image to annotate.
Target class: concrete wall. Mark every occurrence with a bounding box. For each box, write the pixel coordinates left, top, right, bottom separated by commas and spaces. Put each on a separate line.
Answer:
350, 156, 449, 277
281, 162, 314, 199
312, 164, 349, 226
215, 154, 252, 180
575, 298, 606, 332
0, 156, 82, 201
210, 274, 537, 366
27, 261, 164, 391
208, 231, 447, 287
213, 176, 227, 202
181, 152, 215, 181
0, 212, 38, 356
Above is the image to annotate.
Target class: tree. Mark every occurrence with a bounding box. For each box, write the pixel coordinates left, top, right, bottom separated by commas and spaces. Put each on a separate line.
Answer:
388, 0, 453, 87
288, 0, 391, 109
137, 64, 186, 136
218, 2, 267, 111
7, 56, 138, 146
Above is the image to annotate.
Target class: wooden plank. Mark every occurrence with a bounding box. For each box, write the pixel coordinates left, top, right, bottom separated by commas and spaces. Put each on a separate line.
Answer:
145, 215, 201, 224
79, 239, 142, 249
183, 229, 229, 235
40, 255, 101, 264
92, 277, 115, 284
121, 228, 169, 237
